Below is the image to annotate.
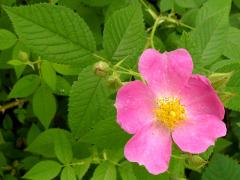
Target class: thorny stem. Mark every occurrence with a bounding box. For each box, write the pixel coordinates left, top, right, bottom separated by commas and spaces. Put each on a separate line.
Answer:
0, 99, 28, 114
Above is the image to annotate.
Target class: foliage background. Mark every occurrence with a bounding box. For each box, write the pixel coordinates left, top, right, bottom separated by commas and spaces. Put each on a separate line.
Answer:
0, 0, 240, 179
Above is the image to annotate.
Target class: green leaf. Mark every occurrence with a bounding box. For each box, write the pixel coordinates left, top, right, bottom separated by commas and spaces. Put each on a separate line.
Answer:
202, 154, 240, 180
0, 29, 17, 50
54, 129, 73, 164
52, 63, 81, 75
61, 166, 76, 180
21, 156, 41, 171
214, 138, 232, 153
41, 61, 57, 90
80, 0, 111, 7
73, 159, 91, 179
27, 124, 41, 145
91, 162, 116, 180
222, 87, 240, 111
80, 116, 129, 149
68, 67, 111, 138
54, 75, 71, 96
27, 128, 71, 158
175, 0, 202, 8
159, 0, 174, 12
33, 84, 56, 129
7, 59, 25, 66
169, 156, 185, 179
223, 27, 240, 60
4, 4, 96, 65
190, 0, 231, 65
230, 13, 240, 29
23, 160, 61, 180
118, 161, 137, 180
8, 75, 40, 98
103, 4, 146, 66
133, 164, 169, 180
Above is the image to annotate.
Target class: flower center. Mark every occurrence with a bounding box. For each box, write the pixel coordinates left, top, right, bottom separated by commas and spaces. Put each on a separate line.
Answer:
154, 97, 186, 130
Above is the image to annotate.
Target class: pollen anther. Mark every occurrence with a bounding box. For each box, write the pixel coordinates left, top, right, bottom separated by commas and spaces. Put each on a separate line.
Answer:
154, 97, 186, 130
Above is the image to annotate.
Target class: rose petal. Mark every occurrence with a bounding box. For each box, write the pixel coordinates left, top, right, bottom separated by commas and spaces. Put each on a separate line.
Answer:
138, 48, 193, 97
172, 115, 227, 154
115, 80, 155, 134
180, 75, 225, 120
124, 123, 172, 175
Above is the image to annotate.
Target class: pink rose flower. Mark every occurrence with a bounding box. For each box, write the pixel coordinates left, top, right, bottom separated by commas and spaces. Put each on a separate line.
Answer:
115, 48, 226, 175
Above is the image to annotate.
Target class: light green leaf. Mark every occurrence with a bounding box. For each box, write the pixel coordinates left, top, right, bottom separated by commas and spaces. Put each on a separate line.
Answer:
223, 27, 240, 60
4, 4, 96, 65
202, 154, 240, 180
190, 0, 231, 65
23, 160, 61, 180
54, 130, 73, 164
159, 0, 174, 12
52, 63, 81, 75
169, 156, 185, 179
91, 162, 116, 180
68, 67, 111, 138
0, 29, 17, 50
33, 85, 56, 129
41, 61, 57, 91
103, 4, 146, 66
175, 0, 202, 8
222, 87, 240, 112
7, 59, 25, 66
80, 116, 129, 149
61, 166, 76, 180
8, 75, 40, 98
26, 128, 71, 158
73, 159, 91, 179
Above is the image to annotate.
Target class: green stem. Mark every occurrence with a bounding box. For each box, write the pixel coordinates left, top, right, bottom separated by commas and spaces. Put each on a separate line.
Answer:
171, 154, 186, 160
139, 0, 158, 20
62, 161, 85, 167
93, 53, 110, 63
178, 22, 195, 30
150, 17, 165, 48
115, 70, 141, 78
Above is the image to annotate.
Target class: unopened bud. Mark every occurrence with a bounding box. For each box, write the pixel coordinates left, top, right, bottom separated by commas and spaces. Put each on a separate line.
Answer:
94, 61, 109, 77
19, 51, 29, 62
208, 72, 233, 90
186, 155, 207, 170
107, 74, 122, 89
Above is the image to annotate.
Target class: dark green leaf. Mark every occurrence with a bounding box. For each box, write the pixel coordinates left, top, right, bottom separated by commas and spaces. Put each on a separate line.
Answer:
68, 67, 111, 138
4, 4, 96, 65
103, 4, 146, 66
202, 154, 240, 180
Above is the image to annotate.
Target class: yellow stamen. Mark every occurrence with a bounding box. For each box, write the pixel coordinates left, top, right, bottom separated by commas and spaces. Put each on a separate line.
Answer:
154, 97, 186, 130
